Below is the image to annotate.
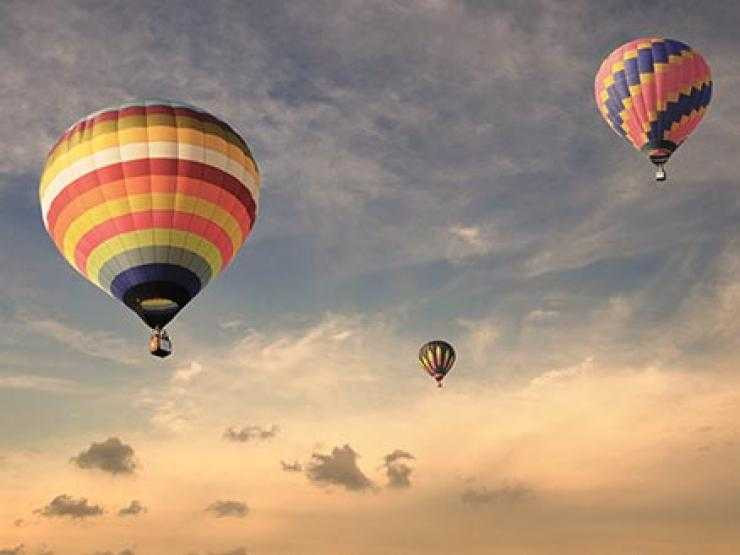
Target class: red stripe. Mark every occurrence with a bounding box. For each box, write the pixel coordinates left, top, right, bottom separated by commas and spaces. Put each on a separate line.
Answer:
46, 159, 256, 232
49, 174, 253, 245
75, 210, 235, 274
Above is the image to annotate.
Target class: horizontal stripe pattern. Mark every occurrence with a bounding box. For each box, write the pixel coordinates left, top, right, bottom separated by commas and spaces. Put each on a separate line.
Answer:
595, 37, 711, 160
39, 100, 259, 326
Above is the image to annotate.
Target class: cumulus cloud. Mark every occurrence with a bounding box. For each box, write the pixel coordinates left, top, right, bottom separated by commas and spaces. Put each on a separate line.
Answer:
381, 450, 415, 489
70, 437, 136, 475
306, 445, 374, 492
461, 484, 533, 506
118, 500, 146, 517
280, 460, 303, 472
205, 500, 249, 518
223, 425, 279, 442
35, 494, 104, 519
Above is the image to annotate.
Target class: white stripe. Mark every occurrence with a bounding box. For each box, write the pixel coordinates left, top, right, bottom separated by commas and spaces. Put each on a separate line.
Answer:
41, 142, 259, 225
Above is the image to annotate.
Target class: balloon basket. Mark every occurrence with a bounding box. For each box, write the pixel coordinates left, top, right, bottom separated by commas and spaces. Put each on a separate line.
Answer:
149, 329, 172, 358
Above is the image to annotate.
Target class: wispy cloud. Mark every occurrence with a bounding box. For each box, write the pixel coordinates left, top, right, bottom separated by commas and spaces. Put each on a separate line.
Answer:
0, 374, 82, 394
461, 484, 533, 506
223, 425, 279, 443
22, 319, 138, 366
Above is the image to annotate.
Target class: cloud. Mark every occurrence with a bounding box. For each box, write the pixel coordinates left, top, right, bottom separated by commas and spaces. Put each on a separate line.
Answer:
529, 357, 595, 388
70, 437, 136, 475
461, 484, 533, 507
22, 319, 138, 365
91, 551, 135, 555
446, 225, 501, 262
306, 444, 375, 492
205, 500, 249, 518
0, 546, 23, 555
35, 494, 104, 519
219, 319, 245, 331
117, 500, 146, 517
381, 450, 415, 489
223, 425, 279, 443
0, 374, 83, 394
280, 460, 303, 472
13, 518, 24, 527
171, 362, 205, 385
210, 549, 247, 555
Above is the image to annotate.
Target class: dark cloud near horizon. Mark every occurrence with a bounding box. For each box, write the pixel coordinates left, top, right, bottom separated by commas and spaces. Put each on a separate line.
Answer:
35, 494, 103, 519
0, 546, 23, 555
205, 500, 249, 518
223, 425, 279, 443
12, 518, 23, 527
461, 484, 533, 506
118, 500, 146, 517
91, 550, 134, 555
280, 460, 302, 472
185, 549, 247, 555
70, 437, 136, 475
381, 449, 415, 489
306, 444, 374, 492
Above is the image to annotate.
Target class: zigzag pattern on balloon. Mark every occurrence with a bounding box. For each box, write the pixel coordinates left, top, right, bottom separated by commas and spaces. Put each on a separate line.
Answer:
595, 38, 712, 161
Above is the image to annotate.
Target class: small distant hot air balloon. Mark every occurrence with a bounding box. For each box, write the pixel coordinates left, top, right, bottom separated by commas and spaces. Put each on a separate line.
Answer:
39, 99, 259, 357
419, 340, 456, 388
595, 38, 712, 182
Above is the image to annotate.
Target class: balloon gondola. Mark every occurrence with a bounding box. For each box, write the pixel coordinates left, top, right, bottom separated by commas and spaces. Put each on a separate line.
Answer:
595, 38, 712, 182
39, 99, 260, 357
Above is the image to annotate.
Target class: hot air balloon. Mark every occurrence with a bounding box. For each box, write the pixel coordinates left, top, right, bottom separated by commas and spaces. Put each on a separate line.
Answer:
595, 38, 712, 182
39, 99, 259, 357
419, 340, 456, 388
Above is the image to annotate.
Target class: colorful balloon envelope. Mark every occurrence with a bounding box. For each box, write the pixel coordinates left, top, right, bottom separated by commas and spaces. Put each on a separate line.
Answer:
39, 99, 259, 355
595, 38, 712, 181
419, 340, 456, 387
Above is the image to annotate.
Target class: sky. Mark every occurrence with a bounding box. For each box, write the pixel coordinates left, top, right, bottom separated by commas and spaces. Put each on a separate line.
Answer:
2, 0, 740, 553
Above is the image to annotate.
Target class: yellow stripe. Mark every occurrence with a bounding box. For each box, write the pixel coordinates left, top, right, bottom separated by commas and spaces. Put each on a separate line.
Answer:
40, 128, 257, 196
43, 112, 255, 170
61, 193, 244, 265
85, 229, 223, 286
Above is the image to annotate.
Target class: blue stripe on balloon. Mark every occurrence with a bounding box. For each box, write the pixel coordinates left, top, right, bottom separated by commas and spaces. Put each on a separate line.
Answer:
110, 264, 202, 302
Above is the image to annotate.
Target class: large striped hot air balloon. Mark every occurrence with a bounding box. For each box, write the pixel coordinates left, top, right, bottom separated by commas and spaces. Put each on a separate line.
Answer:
419, 340, 456, 388
39, 99, 259, 357
595, 38, 712, 182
